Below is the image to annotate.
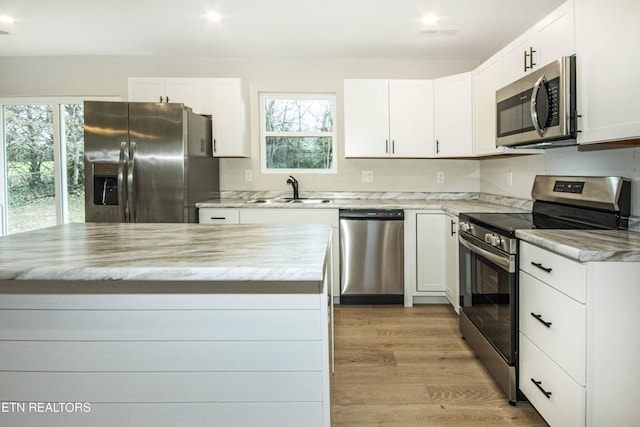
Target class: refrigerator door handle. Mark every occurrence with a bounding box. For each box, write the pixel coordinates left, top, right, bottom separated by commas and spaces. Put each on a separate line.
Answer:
127, 141, 137, 223
117, 141, 128, 222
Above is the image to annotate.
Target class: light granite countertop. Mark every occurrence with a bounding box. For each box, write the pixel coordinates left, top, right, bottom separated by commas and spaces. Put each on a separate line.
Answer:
196, 197, 531, 217
197, 192, 640, 263
0, 223, 331, 283
516, 229, 640, 262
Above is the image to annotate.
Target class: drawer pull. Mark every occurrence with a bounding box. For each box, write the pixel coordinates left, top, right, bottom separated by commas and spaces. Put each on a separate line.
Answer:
530, 312, 552, 328
531, 261, 552, 273
531, 378, 552, 398
211, 217, 226, 220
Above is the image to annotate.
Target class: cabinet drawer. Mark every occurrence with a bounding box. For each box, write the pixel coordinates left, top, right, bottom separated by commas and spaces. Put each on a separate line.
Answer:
198, 208, 240, 224
519, 333, 585, 427
520, 242, 586, 303
519, 272, 586, 385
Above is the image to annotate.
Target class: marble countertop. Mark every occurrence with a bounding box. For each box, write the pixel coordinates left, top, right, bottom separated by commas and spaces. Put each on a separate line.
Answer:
197, 193, 640, 263
197, 197, 530, 217
0, 223, 331, 283
516, 229, 640, 262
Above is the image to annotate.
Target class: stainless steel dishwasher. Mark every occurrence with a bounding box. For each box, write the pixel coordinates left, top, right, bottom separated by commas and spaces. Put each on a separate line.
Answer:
339, 209, 404, 304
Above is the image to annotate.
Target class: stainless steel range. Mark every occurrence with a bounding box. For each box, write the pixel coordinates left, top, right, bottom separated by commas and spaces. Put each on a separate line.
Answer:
458, 175, 631, 404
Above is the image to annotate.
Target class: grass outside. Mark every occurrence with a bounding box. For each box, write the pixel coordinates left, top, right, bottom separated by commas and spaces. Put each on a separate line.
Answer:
7, 194, 84, 234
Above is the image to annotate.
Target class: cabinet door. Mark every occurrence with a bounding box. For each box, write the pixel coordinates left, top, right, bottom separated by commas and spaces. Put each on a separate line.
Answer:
128, 78, 166, 103
444, 214, 459, 313
344, 80, 390, 158
534, 0, 575, 68
576, 0, 640, 144
502, 32, 535, 85
434, 72, 473, 157
389, 80, 434, 157
164, 78, 205, 113
473, 52, 503, 156
208, 78, 249, 157
502, 1, 575, 86
416, 214, 446, 293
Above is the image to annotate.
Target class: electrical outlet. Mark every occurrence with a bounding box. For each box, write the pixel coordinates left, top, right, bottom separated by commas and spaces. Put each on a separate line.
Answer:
244, 170, 253, 182
506, 172, 513, 186
436, 171, 445, 184
361, 171, 374, 183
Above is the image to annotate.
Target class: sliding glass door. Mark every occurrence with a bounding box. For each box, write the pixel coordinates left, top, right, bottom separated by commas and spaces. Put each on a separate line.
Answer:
0, 98, 112, 235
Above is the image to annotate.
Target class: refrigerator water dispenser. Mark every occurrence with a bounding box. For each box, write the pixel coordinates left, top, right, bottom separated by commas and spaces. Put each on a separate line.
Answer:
92, 163, 119, 206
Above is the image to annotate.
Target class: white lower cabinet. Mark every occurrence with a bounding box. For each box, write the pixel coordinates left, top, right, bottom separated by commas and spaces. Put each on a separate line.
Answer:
518, 241, 640, 427
519, 333, 585, 427
198, 208, 240, 224
444, 214, 459, 313
416, 213, 446, 293
405, 211, 458, 311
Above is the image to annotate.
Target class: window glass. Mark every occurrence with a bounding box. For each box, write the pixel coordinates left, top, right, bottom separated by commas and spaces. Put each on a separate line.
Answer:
3, 104, 56, 234
62, 104, 85, 223
261, 94, 336, 172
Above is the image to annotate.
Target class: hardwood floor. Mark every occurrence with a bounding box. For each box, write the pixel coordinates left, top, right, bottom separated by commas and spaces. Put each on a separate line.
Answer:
330, 304, 548, 426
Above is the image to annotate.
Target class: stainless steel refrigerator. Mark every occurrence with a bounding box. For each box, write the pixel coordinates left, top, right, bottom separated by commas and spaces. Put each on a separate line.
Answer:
83, 101, 219, 223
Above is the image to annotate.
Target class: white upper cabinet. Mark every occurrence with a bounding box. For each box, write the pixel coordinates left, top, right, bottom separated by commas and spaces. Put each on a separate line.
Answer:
473, 52, 503, 156
344, 79, 434, 158
128, 78, 205, 113
575, 0, 640, 144
344, 80, 390, 158
502, 1, 575, 85
206, 78, 249, 157
434, 72, 473, 157
389, 80, 435, 158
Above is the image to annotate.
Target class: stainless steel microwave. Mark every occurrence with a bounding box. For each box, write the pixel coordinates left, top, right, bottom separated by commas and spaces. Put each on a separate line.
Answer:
496, 56, 576, 149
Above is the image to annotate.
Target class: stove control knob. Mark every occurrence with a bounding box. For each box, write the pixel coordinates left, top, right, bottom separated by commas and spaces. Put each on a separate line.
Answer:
485, 233, 502, 247
460, 221, 472, 233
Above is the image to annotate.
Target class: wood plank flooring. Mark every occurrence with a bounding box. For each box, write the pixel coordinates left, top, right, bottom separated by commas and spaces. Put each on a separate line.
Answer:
330, 304, 548, 426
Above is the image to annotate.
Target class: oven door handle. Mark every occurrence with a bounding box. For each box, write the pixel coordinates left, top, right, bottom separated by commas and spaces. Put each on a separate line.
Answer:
459, 234, 515, 273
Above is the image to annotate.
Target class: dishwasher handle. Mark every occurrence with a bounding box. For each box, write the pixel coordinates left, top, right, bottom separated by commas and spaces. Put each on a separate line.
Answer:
339, 209, 404, 220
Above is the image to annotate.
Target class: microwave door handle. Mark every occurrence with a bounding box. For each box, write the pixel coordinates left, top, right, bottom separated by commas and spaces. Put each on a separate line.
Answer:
531, 74, 547, 137
117, 141, 128, 222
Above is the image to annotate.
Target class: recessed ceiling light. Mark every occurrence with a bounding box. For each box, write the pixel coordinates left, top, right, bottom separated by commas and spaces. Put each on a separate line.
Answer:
0, 15, 15, 25
205, 11, 222, 23
422, 14, 438, 26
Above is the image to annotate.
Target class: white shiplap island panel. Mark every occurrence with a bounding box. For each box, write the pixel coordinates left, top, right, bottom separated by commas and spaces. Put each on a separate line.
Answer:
0, 223, 333, 427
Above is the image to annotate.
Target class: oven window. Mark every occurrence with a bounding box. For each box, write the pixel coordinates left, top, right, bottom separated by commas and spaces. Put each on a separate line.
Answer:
461, 245, 515, 364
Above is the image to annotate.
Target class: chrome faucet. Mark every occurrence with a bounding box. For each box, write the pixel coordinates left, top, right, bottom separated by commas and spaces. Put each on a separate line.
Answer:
286, 175, 299, 199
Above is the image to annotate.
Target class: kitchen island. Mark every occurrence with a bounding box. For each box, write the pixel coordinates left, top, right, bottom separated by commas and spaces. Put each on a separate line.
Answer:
0, 223, 333, 427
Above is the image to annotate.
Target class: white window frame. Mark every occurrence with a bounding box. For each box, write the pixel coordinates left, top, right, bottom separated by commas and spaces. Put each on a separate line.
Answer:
259, 92, 337, 174
0, 96, 118, 235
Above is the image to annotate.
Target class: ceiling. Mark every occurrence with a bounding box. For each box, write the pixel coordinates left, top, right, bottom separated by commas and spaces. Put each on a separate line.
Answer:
0, 0, 566, 61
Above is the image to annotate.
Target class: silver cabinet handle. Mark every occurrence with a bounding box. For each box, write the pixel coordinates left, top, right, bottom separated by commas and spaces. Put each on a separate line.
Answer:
127, 141, 137, 223
385, 139, 389, 153
117, 141, 128, 222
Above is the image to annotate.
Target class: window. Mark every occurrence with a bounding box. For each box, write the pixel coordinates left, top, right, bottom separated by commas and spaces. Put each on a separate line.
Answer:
260, 93, 336, 173
0, 97, 116, 235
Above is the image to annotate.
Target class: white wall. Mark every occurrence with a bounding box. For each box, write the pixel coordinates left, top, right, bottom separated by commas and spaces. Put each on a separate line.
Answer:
480, 145, 640, 214
0, 55, 481, 194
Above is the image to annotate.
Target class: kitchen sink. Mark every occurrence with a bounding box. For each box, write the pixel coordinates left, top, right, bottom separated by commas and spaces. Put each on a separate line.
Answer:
247, 198, 331, 204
